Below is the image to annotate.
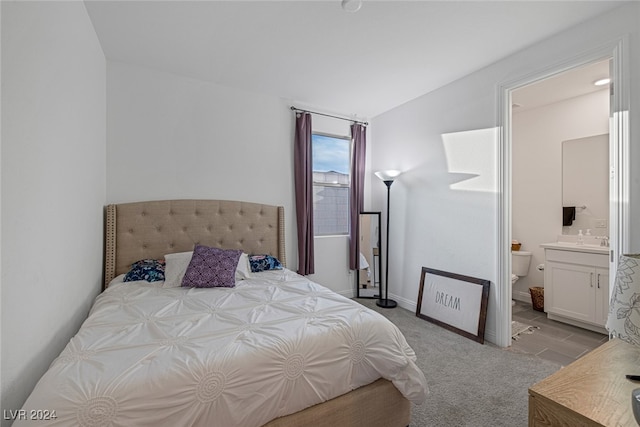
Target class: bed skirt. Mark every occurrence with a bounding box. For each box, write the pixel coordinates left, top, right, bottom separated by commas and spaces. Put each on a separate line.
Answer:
264, 378, 411, 427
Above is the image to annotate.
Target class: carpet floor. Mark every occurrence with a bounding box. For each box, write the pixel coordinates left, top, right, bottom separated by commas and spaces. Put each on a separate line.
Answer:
356, 299, 562, 427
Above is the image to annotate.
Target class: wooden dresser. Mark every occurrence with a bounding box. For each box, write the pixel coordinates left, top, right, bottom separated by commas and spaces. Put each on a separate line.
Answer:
529, 338, 640, 426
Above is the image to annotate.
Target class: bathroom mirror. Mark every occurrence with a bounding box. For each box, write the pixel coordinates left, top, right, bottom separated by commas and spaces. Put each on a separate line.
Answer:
562, 133, 609, 235
356, 212, 381, 298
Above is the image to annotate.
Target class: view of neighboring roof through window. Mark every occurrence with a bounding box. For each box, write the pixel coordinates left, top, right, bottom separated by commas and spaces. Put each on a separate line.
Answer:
312, 133, 350, 236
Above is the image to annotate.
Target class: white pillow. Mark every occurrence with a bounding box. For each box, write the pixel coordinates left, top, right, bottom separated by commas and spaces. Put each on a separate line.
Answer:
107, 273, 126, 288
163, 251, 193, 288
236, 253, 252, 280
163, 250, 251, 288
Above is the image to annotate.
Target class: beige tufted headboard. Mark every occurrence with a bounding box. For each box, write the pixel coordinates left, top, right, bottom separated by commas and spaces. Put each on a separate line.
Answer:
104, 199, 286, 287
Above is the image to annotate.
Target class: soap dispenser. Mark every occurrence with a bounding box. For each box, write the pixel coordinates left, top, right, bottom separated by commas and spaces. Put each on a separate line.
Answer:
577, 230, 584, 245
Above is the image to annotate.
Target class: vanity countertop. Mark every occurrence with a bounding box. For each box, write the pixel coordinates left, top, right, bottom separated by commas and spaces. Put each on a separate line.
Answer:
540, 241, 609, 255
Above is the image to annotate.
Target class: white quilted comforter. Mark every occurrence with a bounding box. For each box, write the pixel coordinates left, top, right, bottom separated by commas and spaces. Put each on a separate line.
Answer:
18, 269, 428, 426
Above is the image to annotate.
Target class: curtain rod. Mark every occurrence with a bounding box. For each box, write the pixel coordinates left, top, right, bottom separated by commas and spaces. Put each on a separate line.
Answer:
290, 106, 368, 126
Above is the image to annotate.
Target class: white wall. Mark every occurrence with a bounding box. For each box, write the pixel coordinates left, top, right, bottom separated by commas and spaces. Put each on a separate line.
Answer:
106, 62, 357, 296
512, 90, 609, 300
369, 2, 639, 345
107, 60, 295, 266
1, 1, 106, 419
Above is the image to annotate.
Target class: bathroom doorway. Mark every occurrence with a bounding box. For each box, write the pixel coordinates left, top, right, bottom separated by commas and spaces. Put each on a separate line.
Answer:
497, 39, 630, 348
510, 59, 610, 310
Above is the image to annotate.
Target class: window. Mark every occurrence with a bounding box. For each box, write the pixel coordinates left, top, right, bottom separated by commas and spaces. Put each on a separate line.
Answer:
312, 133, 350, 236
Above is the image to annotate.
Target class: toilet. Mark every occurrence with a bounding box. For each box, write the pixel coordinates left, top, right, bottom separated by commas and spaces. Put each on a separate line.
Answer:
512, 251, 532, 306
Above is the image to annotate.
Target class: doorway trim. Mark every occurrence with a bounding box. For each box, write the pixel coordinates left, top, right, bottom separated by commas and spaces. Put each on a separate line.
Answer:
496, 37, 630, 348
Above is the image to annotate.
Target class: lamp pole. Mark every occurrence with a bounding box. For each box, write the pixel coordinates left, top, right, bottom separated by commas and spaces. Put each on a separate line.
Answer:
377, 179, 397, 308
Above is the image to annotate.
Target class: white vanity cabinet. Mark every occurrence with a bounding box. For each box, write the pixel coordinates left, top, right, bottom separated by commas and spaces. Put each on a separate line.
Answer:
541, 244, 609, 334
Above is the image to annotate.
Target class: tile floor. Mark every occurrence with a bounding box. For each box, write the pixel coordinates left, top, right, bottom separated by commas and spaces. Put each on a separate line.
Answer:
510, 300, 609, 366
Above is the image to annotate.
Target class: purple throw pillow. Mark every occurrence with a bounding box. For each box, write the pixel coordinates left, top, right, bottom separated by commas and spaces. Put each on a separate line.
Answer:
182, 245, 242, 288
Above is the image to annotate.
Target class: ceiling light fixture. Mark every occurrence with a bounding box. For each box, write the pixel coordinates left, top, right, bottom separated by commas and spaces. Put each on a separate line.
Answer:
341, 0, 362, 13
594, 78, 611, 86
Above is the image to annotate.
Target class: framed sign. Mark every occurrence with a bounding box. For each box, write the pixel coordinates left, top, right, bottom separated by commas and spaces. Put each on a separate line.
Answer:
416, 267, 490, 344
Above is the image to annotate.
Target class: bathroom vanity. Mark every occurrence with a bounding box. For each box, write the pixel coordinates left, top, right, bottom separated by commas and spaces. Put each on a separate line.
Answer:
540, 241, 610, 334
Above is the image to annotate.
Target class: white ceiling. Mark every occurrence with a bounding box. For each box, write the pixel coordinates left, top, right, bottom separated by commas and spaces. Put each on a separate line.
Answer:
512, 59, 611, 112
84, 0, 626, 119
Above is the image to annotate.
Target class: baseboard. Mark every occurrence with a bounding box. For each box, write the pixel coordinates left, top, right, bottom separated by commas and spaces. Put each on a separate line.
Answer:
337, 288, 356, 299
389, 292, 417, 313
513, 290, 533, 303
547, 313, 607, 334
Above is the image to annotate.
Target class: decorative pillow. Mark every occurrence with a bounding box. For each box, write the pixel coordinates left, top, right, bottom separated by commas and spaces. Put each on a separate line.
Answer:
163, 251, 193, 288
164, 251, 250, 287
249, 254, 283, 273
123, 259, 165, 283
182, 245, 242, 288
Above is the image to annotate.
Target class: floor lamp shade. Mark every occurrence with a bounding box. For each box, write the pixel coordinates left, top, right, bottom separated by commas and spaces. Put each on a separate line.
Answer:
606, 254, 640, 346
375, 170, 402, 309
374, 170, 402, 181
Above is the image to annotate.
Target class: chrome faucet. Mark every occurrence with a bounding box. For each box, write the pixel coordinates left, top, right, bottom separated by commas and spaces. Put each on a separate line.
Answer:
600, 236, 610, 247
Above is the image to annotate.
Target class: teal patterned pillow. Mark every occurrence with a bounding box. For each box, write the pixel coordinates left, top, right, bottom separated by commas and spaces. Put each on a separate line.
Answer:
124, 259, 166, 282
249, 255, 283, 272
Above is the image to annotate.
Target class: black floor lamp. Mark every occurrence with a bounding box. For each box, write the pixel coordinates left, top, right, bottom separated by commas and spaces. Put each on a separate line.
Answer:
375, 170, 402, 309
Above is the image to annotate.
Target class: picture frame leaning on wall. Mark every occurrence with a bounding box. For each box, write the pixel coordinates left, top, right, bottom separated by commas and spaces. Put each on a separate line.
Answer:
416, 267, 490, 344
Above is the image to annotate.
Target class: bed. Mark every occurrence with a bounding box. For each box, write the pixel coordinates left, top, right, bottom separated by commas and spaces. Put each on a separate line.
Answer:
18, 199, 428, 426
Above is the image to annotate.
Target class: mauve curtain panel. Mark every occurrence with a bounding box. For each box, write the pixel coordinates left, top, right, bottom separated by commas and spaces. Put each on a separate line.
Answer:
294, 112, 315, 275
349, 123, 367, 270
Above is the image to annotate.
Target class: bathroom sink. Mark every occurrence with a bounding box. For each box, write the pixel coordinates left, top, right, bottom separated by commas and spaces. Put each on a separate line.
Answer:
540, 241, 609, 254
540, 235, 610, 254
